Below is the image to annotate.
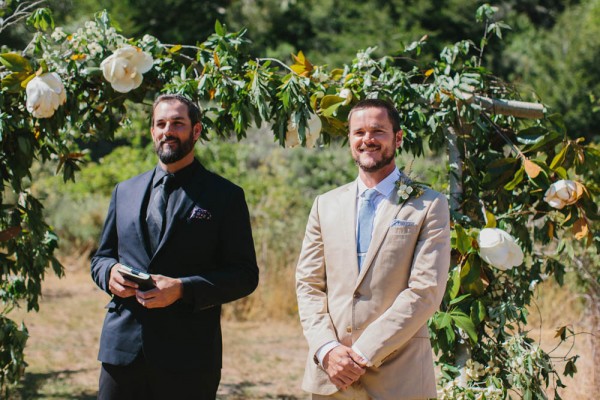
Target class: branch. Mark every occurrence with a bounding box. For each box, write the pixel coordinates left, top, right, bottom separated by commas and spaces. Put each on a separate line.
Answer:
466, 94, 546, 119
0, 0, 47, 34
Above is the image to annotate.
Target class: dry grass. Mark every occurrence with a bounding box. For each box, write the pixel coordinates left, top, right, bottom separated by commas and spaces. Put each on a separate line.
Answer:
5, 255, 595, 399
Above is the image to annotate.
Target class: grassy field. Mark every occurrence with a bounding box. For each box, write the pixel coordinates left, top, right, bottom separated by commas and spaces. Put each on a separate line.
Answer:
6, 255, 595, 399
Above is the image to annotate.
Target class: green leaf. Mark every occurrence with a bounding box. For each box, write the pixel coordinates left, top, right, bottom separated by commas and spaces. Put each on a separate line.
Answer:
547, 113, 566, 135
449, 293, 471, 306
0, 53, 33, 73
504, 166, 524, 191
26, 8, 55, 32
1, 71, 32, 92
549, 145, 569, 170
453, 224, 471, 255
434, 312, 452, 329
450, 311, 477, 343
470, 300, 486, 325
447, 268, 461, 300
215, 20, 225, 36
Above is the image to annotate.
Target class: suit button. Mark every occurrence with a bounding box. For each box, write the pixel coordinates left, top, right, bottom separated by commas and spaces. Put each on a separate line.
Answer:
346, 326, 352, 333
353, 292, 361, 299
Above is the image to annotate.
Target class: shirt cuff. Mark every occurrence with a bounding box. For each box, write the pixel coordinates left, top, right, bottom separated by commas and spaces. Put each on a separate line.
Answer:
315, 340, 341, 366
351, 344, 373, 367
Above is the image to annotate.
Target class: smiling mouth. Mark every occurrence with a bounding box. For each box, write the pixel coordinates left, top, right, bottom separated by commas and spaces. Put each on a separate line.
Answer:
360, 146, 380, 153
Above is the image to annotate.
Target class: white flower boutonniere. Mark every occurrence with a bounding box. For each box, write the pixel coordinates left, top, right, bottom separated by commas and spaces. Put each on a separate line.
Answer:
395, 177, 426, 204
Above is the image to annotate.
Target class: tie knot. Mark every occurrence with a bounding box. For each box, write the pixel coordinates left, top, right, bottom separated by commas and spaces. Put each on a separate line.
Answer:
363, 188, 378, 202
160, 174, 174, 189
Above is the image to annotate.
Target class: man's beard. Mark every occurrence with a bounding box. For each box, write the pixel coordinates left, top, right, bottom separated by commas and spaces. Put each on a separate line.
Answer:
353, 147, 396, 172
155, 132, 195, 164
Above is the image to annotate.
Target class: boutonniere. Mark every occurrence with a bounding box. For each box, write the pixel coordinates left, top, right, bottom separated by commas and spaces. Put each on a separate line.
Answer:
395, 176, 426, 204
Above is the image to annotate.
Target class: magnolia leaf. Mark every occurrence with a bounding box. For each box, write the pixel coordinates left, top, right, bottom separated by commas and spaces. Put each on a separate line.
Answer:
449, 293, 471, 306
550, 145, 569, 170
523, 158, 542, 178
2, 72, 31, 92
0, 53, 33, 73
434, 312, 452, 329
573, 218, 589, 240
450, 311, 478, 343
504, 166, 524, 191
484, 211, 496, 228
447, 268, 461, 300
555, 326, 567, 340
470, 300, 486, 325
453, 224, 471, 255
0, 226, 22, 242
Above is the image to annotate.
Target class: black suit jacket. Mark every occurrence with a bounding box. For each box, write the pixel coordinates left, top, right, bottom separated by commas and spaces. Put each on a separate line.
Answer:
91, 159, 258, 371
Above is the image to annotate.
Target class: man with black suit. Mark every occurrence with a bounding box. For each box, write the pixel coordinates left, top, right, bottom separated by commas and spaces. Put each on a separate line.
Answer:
91, 94, 259, 400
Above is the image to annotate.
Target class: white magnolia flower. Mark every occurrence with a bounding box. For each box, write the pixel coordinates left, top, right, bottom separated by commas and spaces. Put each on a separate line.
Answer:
100, 45, 153, 93
478, 228, 524, 270
285, 113, 322, 148
26, 72, 67, 118
543, 179, 579, 209
339, 88, 352, 105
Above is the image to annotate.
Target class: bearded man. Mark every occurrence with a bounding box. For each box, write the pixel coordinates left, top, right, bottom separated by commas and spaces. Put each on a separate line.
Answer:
91, 94, 258, 399
296, 98, 451, 399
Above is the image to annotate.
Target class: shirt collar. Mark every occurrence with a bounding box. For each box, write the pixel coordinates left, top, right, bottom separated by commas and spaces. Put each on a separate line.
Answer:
151, 159, 199, 188
357, 167, 400, 199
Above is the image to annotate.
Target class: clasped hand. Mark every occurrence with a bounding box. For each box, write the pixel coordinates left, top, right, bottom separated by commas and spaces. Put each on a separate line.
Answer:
323, 345, 367, 390
108, 264, 183, 308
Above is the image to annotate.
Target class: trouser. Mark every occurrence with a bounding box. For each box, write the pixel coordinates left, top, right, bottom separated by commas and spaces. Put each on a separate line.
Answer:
98, 353, 221, 400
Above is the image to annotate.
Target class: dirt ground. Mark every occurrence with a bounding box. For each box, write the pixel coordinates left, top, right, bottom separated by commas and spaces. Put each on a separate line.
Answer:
7, 260, 595, 399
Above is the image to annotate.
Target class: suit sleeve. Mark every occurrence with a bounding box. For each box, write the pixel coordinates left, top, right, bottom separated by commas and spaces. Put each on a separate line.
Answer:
353, 192, 451, 367
296, 196, 339, 359
91, 185, 120, 294
179, 186, 259, 312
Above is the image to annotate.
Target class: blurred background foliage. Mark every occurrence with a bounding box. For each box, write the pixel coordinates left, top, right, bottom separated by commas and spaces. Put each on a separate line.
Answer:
2, 0, 597, 323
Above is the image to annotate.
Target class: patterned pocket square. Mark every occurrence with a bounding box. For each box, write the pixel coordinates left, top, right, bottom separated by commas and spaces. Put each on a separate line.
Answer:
390, 219, 415, 227
188, 205, 212, 221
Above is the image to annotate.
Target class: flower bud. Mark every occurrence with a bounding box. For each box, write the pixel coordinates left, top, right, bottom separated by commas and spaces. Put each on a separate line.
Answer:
478, 228, 524, 270
26, 72, 67, 118
544, 180, 579, 209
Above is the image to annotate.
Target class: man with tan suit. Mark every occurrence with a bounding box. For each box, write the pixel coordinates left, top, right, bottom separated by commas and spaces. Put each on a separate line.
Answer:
296, 98, 451, 399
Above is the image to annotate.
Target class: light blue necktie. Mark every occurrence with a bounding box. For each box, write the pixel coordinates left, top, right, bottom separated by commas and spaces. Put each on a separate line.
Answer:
357, 188, 378, 269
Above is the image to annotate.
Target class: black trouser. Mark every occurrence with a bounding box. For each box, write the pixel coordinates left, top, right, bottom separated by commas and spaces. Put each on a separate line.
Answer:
98, 354, 221, 400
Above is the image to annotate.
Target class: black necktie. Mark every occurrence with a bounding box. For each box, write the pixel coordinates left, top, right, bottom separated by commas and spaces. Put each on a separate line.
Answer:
146, 174, 173, 254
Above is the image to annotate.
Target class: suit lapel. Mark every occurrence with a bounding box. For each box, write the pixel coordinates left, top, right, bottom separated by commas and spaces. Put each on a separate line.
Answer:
355, 188, 405, 287
338, 180, 360, 282
133, 171, 154, 258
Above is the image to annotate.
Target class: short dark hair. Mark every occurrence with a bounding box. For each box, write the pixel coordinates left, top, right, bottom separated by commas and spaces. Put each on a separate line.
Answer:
152, 94, 201, 126
348, 98, 401, 133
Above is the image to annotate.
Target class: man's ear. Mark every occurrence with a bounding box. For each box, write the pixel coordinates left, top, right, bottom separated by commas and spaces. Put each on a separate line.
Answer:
193, 123, 202, 141
396, 129, 403, 149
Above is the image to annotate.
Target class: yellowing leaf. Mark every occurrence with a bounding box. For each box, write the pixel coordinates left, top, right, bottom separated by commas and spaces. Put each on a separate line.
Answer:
573, 218, 589, 240
213, 52, 220, 68
70, 54, 86, 61
547, 222, 554, 240
575, 181, 585, 200
168, 45, 182, 54
425, 69, 434, 77
291, 51, 313, 76
523, 158, 542, 178
484, 211, 496, 228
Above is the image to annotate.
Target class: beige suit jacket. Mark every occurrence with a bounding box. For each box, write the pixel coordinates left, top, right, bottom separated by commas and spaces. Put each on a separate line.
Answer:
296, 178, 450, 399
